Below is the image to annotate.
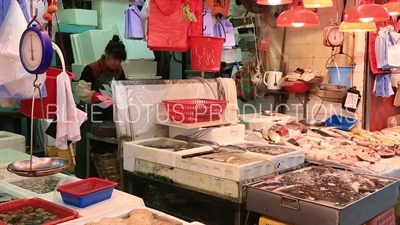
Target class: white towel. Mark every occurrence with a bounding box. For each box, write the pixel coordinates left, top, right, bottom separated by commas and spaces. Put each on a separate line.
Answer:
217, 78, 239, 123
55, 71, 86, 149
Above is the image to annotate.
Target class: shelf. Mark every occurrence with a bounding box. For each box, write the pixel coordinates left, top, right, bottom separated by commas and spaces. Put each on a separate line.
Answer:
157, 120, 232, 129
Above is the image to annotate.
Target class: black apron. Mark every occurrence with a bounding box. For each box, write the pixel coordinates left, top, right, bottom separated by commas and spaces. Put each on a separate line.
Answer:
75, 68, 120, 178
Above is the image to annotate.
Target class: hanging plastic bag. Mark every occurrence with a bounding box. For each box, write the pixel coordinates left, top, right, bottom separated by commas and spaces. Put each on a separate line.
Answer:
141, 0, 151, 41
222, 18, 235, 49
0, 72, 47, 99
387, 31, 400, 68
125, 2, 144, 40
0, 0, 28, 60
203, 5, 214, 36
147, 0, 190, 52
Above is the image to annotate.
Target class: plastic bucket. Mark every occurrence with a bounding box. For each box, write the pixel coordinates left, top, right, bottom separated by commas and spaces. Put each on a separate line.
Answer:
328, 66, 353, 88
189, 36, 225, 72
20, 67, 74, 119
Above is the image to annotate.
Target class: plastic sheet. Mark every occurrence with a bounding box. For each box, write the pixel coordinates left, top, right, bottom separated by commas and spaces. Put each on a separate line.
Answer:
140, 0, 150, 41
0, 0, 30, 29
0, 0, 28, 60
112, 79, 220, 139
0, 73, 47, 99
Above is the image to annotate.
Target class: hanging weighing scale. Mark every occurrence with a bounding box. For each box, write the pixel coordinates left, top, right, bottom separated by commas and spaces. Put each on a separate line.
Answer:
7, 15, 70, 177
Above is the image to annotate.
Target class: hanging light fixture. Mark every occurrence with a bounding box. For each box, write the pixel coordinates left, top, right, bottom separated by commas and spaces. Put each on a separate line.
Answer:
277, 0, 320, 27
344, 0, 390, 23
383, 0, 400, 16
339, 21, 376, 32
303, 0, 333, 8
257, 0, 292, 5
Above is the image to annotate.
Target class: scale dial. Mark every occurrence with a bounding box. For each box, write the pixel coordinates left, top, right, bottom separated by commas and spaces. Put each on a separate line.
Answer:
327, 27, 344, 47
19, 26, 53, 74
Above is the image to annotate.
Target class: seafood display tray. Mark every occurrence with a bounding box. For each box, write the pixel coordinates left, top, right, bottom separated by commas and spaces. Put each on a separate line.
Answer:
0, 192, 18, 204
1, 173, 72, 198
123, 137, 213, 171
132, 159, 265, 202
246, 166, 400, 225
59, 203, 204, 225
0, 198, 78, 225
226, 141, 305, 172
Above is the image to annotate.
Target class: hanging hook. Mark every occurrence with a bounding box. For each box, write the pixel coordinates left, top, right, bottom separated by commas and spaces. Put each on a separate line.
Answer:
33, 74, 41, 89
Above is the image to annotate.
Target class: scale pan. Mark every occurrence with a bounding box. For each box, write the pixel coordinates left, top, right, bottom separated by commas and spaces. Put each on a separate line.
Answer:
7, 157, 70, 177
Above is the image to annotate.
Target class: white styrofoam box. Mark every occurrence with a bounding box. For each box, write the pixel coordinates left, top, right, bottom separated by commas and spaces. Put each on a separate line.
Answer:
70, 34, 83, 65
229, 141, 305, 172
59, 9, 98, 26
91, 0, 126, 20
46, 188, 144, 218
97, 18, 124, 30
59, 203, 202, 225
77, 30, 116, 65
0, 132, 26, 153
177, 151, 275, 181
123, 138, 213, 172
133, 159, 248, 200
1, 173, 72, 198
128, 76, 163, 80
239, 113, 294, 131
121, 59, 157, 77
0, 180, 31, 199
112, 23, 155, 60
168, 124, 246, 145
71, 63, 85, 81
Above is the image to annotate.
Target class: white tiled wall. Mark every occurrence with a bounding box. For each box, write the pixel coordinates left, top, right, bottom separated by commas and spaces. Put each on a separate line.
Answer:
278, 0, 366, 126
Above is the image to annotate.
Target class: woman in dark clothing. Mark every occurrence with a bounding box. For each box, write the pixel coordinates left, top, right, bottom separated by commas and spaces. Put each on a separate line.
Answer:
75, 35, 127, 178
76, 34, 127, 121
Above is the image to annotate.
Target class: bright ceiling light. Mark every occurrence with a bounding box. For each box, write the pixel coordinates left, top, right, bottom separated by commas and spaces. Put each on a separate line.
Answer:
303, 0, 333, 8
383, 0, 400, 16
277, 0, 320, 27
344, 0, 390, 23
257, 0, 292, 5
339, 21, 376, 32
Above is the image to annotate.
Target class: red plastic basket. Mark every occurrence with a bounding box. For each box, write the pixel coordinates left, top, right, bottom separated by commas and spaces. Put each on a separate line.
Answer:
0, 198, 78, 225
189, 36, 225, 72
19, 67, 74, 119
162, 98, 228, 123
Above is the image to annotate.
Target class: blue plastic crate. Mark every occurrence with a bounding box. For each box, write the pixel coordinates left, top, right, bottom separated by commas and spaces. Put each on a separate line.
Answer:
59, 186, 114, 208
325, 115, 357, 131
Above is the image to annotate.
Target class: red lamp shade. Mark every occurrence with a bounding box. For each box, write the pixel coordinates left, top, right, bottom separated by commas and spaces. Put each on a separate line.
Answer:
383, 0, 400, 16
344, 0, 390, 23
257, 0, 292, 5
277, 0, 320, 27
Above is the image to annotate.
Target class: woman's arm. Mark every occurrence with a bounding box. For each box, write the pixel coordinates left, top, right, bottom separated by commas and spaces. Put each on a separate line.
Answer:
76, 66, 97, 104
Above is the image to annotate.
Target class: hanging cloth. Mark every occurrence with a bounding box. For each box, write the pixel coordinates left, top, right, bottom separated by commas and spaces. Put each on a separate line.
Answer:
373, 74, 395, 98
56, 71, 86, 149
124, 2, 143, 40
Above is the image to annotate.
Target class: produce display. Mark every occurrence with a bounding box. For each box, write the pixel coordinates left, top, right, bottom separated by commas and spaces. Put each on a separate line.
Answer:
0, 207, 59, 225
254, 167, 394, 207
11, 177, 61, 194
84, 208, 182, 225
